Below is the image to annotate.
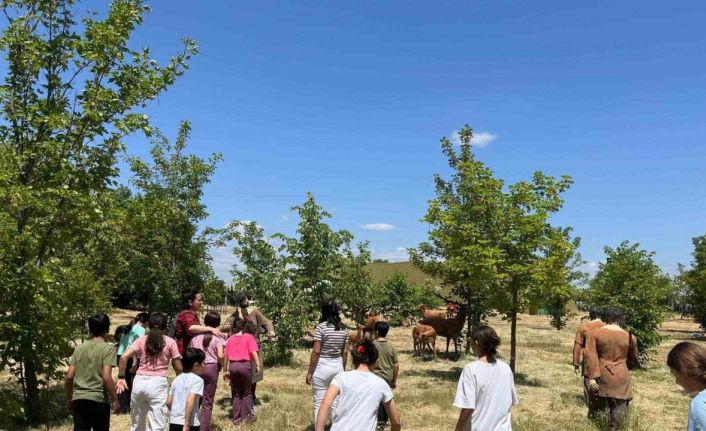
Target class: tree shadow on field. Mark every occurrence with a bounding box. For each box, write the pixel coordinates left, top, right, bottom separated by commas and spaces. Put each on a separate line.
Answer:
0, 383, 70, 430
402, 367, 463, 382
514, 372, 544, 387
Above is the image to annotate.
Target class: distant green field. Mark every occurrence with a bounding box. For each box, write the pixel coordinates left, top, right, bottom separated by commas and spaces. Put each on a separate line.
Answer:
367, 261, 440, 285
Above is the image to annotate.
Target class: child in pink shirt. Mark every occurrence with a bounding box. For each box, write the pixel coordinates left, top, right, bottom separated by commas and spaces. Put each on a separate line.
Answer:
223, 319, 260, 425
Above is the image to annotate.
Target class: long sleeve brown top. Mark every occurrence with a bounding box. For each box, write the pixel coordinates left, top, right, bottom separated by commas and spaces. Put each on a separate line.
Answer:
584, 327, 638, 400
220, 307, 275, 342
573, 320, 605, 374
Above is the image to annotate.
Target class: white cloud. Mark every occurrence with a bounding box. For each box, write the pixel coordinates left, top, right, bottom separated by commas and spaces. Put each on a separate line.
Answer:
361, 223, 395, 232
279, 214, 289, 223
451, 130, 498, 148
372, 247, 409, 262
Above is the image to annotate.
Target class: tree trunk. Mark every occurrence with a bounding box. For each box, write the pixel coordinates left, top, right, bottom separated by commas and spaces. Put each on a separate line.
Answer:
510, 286, 518, 373
23, 354, 42, 423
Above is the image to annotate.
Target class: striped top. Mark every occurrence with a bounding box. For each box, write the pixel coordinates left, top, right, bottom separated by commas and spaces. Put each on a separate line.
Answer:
314, 321, 348, 358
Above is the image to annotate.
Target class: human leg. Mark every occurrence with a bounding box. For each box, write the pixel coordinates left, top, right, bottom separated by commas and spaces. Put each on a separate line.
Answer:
311, 357, 343, 424
130, 375, 149, 431
608, 398, 630, 430
142, 375, 168, 431
198, 363, 219, 431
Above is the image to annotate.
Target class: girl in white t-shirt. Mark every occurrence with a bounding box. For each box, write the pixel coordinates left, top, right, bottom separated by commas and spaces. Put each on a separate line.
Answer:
453, 325, 519, 431
316, 340, 401, 431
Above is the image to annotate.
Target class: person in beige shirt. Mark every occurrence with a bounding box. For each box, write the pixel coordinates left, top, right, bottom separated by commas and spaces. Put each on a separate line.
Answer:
573, 307, 605, 418
584, 307, 638, 431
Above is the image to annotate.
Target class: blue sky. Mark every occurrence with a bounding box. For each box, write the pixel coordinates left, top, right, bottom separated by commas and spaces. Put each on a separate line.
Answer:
119, 1, 706, 283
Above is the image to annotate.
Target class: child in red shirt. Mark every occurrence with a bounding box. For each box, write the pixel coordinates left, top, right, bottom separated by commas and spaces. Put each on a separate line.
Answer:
223, 319, 260, 425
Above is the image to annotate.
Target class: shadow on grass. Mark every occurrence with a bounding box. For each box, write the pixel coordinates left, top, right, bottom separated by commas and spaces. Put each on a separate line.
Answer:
402, 367, 463, 382
514, 372, 544, 387
0, 383, 71, 431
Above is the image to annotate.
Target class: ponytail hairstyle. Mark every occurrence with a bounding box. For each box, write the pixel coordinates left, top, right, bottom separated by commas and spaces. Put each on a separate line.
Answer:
471, 325, 501, 363
667, 342, 706, 385
319, 299, 342, 331
202, 311, 221, 350
146, 313, 167, 358
181, 287, 200, 311
350, 340, 379, 368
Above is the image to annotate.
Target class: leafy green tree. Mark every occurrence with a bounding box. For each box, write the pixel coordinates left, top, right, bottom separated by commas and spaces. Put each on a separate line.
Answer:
682, 235, 706, 329
588, 241, 667, 356
0, 0, 195, 421
335, 242, 378, 324
410, 126, 505, 353
119, 121, 221, 313
376, 272, 442, 325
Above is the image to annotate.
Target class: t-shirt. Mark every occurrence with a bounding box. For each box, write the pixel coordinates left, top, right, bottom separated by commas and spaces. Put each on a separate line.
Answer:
453, 360, 519, 431
189, 334, 225, 364
131, 335, 181, 377
314, 322, 348, 358
118, 324, 146, 356
175, 310, 200, 355
372, 340, 398, 385
330, 370, 393, 431
68, 339, 117, 403
689, 389, 706, 431
169, 372, 204, 426
224, 333, 259, 362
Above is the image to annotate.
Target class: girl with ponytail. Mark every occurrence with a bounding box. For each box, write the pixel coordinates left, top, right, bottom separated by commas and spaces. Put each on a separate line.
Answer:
453, 325, 519, 431
667, 342, 706, 430
117, 313, 183, 431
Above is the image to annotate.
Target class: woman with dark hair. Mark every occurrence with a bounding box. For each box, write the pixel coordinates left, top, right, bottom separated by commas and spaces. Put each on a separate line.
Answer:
315, 340, 401, 431
117, 313, 183, 431
116, 312, 149, 414
584, 307, 639, 431
667, 342, 706, 430
220, 290, 275, 403
453, 325, 518, 431
307, 299, 349, 425
175, 287, 227, 356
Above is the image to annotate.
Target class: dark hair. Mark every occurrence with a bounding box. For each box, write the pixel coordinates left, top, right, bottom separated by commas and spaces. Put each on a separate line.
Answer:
232, 290, 250, 308
350, 340, 378, 368
319, 299, 342, 331
115, 324, 129, 341
146, 313, 167, 358
202, 311, 221, 350
588, 307, 601, 321
88, 313, 110, 337
243, 320, 257, 336
233, 318, 246, 334
182, 347, 206, 372
181, 287, 201, 310
136, 312, 149, 324
471, 325, 500, 363
374, 321, 390, 337
667, 342, 706, 384
601, 307, 624, 325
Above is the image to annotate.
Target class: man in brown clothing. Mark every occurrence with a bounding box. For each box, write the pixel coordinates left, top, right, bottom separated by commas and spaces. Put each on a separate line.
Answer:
584, 307, 639, 431
573, 307, 605, 419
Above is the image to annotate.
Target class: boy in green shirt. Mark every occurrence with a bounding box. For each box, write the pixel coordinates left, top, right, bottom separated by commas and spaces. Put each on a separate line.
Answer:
65, 313, 119, 430
372, 321, 399, 428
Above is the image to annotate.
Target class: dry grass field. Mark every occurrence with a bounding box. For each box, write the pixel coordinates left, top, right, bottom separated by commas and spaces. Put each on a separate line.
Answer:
3, 309, 704, 431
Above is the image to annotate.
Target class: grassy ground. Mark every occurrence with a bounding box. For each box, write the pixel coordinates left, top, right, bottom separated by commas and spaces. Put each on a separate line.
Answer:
3, 310, 703, 430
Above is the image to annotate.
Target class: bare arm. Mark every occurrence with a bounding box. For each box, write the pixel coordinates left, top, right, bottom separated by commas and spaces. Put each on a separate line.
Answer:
341, 341, 349, 371
101, 365, 119, 413
315, 384, 340, 431
217, 344, 224, 363
183, 393, 197, 428
172, 358, 183, 376
385, 399, 402, 431
251, 351, 261, 374
306, 341, 322, 385
65, 365, 76, 413
455, 408, 473, 431
188, 324, 226, 339
391, 362, 399, 388
117, 347, 136, 393
166, 394, 173, 410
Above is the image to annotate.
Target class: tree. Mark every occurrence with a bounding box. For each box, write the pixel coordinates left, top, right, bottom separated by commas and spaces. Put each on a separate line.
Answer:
410, 126, 505, 353
376, 272, 442, 325
588, 241, 667, 356
532, 227, 585, 330
0, 0, 195, 421
118, 121, 221, 313
682, 235, 706, 329
335, 241, 378, 324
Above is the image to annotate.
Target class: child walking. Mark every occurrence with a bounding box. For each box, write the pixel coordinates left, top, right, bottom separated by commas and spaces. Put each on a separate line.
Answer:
188, 311, 225, 431
223, 319, 260, 425
65, 313, 120, 431
372, 321, 399, 428
453, 325, 518, 431
316, 340, 402, 431
116, 313, 149, 414
117, 312, 183, 431
667, 342, 706, 430
168, 348, 206, 431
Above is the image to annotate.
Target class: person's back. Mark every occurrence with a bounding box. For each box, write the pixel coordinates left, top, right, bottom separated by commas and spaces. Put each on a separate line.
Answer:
168, 348, 205, 431
71, 339, 117, 403
330, 370, 392, 431
454, 360, 517, 430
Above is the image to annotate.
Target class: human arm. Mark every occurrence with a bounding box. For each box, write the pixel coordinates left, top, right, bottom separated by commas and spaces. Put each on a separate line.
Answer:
315, 384, 341, 431
101, 365, 120, 413
183, 393, 197, 428
341, 340, 349, 371
454, 409, 474, 431
172, 358, 183, 376
217, 343, 224, 363
166, 393, 173, 410
584, 333, 600, 390
253, 308, 275, 337
251, 351, 261, 375
188, 324, 227, 339
64, 365, 75, 413
385, 399, 402, 431
573, 328, 583, 374
116, 347, 136, 393
306, 340, 322, 385
391, 362, 399, 389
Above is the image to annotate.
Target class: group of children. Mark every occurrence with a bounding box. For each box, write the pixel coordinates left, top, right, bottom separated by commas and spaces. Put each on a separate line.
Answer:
66, 300, 706, 431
